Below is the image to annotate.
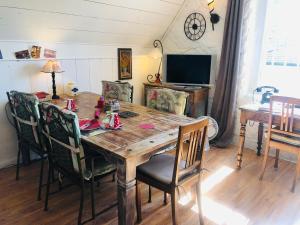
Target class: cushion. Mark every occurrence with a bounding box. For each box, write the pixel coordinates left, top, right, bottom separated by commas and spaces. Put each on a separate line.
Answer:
9, 91, 41, 145
271, 133, 300, 147
102, 81, 133, 102
137, 154, 185, 185
146, 88, 161, 109
156, 88, 188, 115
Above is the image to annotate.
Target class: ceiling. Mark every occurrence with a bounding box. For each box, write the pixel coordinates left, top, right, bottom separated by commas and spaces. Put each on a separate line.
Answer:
0, 0, 184, 47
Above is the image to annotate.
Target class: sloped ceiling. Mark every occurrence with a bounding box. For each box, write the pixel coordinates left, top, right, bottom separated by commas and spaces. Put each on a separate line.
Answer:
0, 0, 184, 47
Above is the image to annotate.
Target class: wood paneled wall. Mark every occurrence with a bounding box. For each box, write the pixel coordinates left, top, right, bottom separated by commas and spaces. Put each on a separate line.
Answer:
0, 0, 184, 45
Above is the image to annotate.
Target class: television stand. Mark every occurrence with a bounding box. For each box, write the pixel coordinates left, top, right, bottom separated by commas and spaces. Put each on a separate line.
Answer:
143, 83, 210, 118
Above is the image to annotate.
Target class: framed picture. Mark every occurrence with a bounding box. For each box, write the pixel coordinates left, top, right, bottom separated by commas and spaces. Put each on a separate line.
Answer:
44, 48, 56, 58
118, 48, 132, 80
31, 45, 41, 58
15, 50, 30, 59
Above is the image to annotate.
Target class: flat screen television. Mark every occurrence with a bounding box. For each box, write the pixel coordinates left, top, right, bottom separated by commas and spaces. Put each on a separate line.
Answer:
166, 54, 211, 85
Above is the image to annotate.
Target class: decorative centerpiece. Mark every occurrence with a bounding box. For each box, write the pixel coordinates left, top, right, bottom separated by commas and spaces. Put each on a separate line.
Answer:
105, 99, 120, 112
100, 111, 122, 129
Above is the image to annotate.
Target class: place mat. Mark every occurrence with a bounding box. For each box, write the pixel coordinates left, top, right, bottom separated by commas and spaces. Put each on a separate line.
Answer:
79, 119, 101, 131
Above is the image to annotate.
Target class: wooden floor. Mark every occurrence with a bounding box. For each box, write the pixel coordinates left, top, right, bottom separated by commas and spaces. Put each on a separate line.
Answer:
1, 146, 300, 225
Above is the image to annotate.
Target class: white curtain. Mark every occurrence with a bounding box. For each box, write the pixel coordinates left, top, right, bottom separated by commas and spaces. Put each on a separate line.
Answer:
232, 0, 269, 148
237, 0, 269, 106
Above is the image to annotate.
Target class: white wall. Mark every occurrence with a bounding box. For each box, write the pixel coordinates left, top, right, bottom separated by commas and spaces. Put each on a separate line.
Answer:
162, 0, 228, 112
0, 40, 158, 168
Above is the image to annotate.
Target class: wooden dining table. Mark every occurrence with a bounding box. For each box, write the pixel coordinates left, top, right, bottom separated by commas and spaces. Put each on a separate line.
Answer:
52, 92, 195, 225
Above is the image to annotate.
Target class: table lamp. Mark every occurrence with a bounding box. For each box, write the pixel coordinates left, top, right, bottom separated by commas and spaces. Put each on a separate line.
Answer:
41, 60, 64, 99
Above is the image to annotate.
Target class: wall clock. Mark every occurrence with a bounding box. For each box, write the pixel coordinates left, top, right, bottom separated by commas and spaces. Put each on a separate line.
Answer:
184, 12, 206, 41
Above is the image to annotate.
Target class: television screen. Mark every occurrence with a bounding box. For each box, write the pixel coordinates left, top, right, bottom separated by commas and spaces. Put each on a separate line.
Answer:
166, 54, 211, 85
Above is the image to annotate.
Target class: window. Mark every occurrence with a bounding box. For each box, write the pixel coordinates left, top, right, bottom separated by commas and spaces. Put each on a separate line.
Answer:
259, 0, 300, 98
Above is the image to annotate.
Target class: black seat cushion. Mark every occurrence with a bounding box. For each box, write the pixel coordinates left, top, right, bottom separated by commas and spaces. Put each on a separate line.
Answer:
137, 154, 185, 185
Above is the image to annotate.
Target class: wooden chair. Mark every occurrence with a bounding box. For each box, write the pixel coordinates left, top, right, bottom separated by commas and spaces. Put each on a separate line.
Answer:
39, 103, 117, 225
6, 91, 47, 201
260, 96, 300, 192
136, 118, 208, 225
145, 88, 189, 203
146, 88, 188, 116
102, 80, 134, 103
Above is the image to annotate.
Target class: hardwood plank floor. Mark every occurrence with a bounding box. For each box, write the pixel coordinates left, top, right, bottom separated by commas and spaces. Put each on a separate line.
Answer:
1, 146, 300, 225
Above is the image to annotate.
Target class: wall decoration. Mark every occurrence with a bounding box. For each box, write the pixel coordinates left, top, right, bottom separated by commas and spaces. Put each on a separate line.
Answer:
44, 48, 56, 58
15, 50, 30, 59
208, 0, 220, 30
118, 48, 132, 80
184, 12, 206, 41
0, 50, 2, 59
31, 45, 41, 58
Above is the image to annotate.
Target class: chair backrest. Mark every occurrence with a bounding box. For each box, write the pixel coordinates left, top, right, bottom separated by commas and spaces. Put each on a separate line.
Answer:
268, 96, 300, 138
39, 103, 85, 179
102, 80, 133, 103
6, 91, 43, 149
172, 118, 208, 186
146, 88, 188, 116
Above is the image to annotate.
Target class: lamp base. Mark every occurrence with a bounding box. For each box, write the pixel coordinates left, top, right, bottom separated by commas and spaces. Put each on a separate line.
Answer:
52, 95, 60, 99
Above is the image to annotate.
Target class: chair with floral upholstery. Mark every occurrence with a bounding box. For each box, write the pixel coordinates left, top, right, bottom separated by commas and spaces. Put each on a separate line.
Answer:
39, 103, 117, 225
146, 88, 188, 116
102, 80, 133, 103
6, 90, 46, 201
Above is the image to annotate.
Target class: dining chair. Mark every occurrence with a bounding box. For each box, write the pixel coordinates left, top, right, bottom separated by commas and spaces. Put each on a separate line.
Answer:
145, 87, 189, 203
136, 118, 208, 225
259, 96, 300, 192
102, 80, 133, 103
6, 91, 47, 201
39, 103, 117, 225
146, 88, 188, 116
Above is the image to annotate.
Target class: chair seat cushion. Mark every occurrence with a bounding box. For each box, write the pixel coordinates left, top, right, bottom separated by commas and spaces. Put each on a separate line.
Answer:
271, 133, 300, 147
137, 154, 185, 185
84, 158, 116, 180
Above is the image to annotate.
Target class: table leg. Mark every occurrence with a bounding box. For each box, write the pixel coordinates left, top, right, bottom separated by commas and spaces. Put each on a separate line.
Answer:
257, 122, 264, 156
237, 122, 247, 169
117, 159, 137, 225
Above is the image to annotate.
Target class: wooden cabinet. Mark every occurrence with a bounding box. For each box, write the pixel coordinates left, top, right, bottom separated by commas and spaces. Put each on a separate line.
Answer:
143, 83, 210, 118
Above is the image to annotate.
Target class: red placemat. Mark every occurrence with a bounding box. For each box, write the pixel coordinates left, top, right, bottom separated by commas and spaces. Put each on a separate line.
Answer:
79, 119, 101, 131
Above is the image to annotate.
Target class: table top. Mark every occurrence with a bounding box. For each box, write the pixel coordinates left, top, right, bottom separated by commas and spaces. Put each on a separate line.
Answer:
52, 92, 195, 161
239, 103, 270, 112
240, 103, 300, 115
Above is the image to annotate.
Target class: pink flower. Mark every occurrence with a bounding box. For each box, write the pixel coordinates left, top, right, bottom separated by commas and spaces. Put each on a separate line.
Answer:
149, 90, 157, 100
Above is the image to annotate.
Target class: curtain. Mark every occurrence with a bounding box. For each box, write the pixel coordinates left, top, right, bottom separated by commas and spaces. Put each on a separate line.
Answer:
211, 0, 245, 147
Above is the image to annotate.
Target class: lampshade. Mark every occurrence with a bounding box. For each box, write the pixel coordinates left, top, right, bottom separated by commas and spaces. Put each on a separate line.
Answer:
41, 60, 63, 73
149, 47, 162, 59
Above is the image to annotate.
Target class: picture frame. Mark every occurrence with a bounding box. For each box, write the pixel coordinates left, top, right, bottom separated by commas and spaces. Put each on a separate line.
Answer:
31, 45, 41, 59
118, 48, 132, 80
44, 48, 56, 58
15, 50, 30, 59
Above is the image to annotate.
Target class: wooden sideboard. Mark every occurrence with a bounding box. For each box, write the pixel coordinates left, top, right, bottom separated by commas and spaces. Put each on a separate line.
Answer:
143, 83, 210, 118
